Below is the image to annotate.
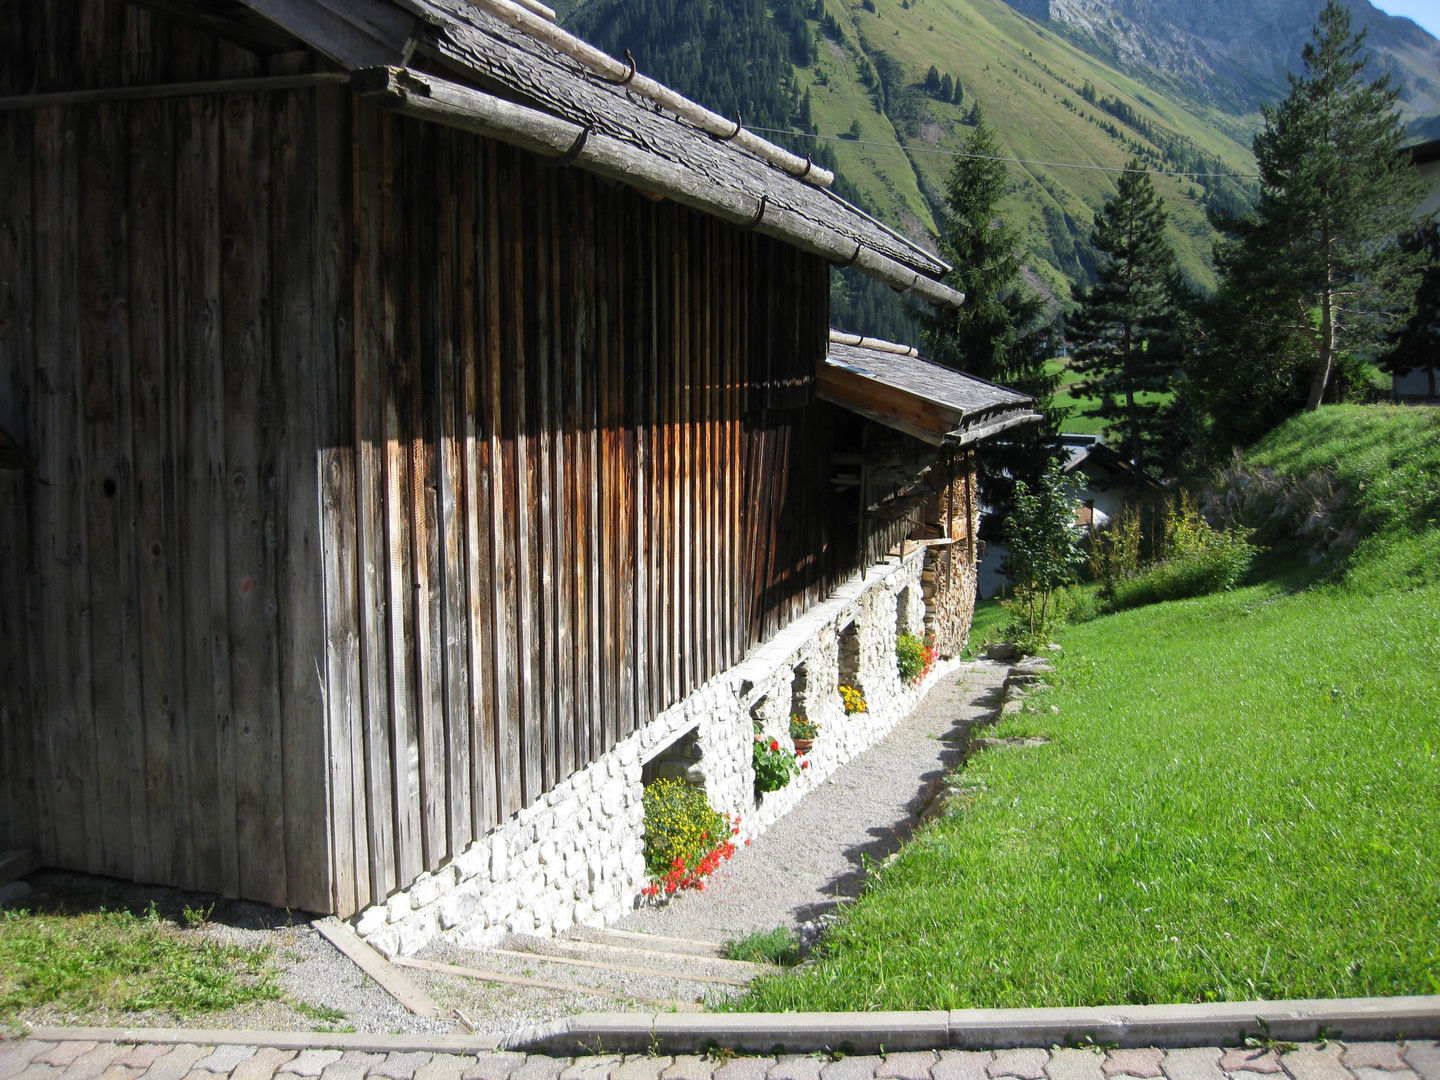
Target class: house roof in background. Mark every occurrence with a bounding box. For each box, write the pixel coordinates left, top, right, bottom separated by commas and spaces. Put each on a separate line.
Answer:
1403, 138, 1440, 165
818, 331, 1040, 447
1062, 440, 1163, 490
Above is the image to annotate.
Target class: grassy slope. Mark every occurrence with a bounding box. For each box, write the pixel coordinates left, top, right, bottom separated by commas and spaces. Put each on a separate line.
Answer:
797, 0, 1258, 302
1045, 357, 1174, 435
739, 406, 1440, 1010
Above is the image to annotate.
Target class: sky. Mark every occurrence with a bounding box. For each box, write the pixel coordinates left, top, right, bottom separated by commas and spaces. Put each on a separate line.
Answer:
1369, 0, 1440, 39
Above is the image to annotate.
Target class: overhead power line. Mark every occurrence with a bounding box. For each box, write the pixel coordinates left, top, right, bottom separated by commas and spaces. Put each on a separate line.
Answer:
745, 125, 1260, 179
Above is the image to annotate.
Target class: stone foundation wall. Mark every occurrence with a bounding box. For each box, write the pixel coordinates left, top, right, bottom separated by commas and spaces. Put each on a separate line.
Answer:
354, 546, 953, 957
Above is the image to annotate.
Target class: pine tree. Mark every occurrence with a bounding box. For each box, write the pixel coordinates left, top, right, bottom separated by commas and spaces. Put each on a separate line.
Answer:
920, 106, 1062, 519
1380, 224, 1440, 387
939, 72, 953, 103
1068, 162, 1179, 472
925, 65, 941, 94
952, 76, 963, 106
1211, 0, 1429, 413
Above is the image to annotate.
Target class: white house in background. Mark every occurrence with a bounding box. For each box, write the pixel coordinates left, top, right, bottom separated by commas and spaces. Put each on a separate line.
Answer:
1393, 138, 1439, 403
977, 434, 1162, 599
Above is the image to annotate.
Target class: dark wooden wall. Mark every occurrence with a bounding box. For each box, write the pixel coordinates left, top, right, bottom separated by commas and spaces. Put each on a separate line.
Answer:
0, 0, 856, 916
0, 3, 348, 911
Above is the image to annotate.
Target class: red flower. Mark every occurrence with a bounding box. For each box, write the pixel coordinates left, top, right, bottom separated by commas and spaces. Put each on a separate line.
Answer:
801, 760, 810, 769
769, 738, 779, 751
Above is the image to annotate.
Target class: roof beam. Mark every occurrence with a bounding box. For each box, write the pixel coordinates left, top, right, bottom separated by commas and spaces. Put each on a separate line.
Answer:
351, 66, 965, 308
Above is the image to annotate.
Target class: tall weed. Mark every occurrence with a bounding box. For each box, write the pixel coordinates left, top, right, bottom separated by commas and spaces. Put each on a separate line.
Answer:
1093, 493, 1256, 611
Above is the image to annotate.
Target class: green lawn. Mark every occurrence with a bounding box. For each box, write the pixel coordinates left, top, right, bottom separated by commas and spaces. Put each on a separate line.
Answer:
739, 407, 1440, 1010
1045, 358, 1174, 436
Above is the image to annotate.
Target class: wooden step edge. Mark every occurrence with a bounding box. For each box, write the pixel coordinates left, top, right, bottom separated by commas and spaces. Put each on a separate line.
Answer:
313, 917, 446, 1020
390, 954, 703, 1010
581, 926, 729, 955
488, 946, 752, 986
536, 935, 770, 972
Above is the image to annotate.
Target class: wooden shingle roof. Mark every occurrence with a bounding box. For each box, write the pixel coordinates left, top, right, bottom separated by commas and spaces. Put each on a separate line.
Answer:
820, 331, 1040, 446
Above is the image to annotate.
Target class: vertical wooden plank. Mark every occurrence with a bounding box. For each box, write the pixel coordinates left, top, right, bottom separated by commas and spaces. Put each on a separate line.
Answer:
219, 86, 280, 905
434, 125, 472, 861
174, 91, 231, 895
502, 150, 541, 807
402, 118, 443, 870
615, 197, 635, 740
459, 132, 498, 837
78, 99, 142, 881
381, 116, 422, 888
127, 96, 183, 887
32, 104, 95, 874
273, 85, 336, 912
551, 167, 574, 781
572, 172, 594, 768
630, 197, 651, 731
527, 156, 552, 794
487, 143, 521, 820
310, 84, 363, 915
0, 106, 37, 855
352, 97, 398, 899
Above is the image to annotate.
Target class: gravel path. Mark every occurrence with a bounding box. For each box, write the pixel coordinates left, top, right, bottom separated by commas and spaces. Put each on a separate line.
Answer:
617, 660, 1009, 945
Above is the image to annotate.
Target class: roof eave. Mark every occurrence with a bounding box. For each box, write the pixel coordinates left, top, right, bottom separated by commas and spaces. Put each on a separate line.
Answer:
352, 65, 965, 306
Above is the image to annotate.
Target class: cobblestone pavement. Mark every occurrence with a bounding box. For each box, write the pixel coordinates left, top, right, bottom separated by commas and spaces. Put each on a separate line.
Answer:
4, 1039, 1436, 1080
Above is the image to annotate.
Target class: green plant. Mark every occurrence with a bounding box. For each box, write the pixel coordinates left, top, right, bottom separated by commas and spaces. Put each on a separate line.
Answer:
839, 685, 867, 714
1100, 493, 1256, 610
753, 733, 800, 794
642, 777, 729, 879
896, 633, 934, 684
725, 927, 803, 967
789, 715, 820, 740
1001, 465, 1085, 650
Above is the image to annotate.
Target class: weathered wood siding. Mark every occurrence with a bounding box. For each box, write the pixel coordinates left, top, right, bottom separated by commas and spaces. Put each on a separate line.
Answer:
0, 2, 857, 915
0, 5, 349, 910
332, 104, 841, 914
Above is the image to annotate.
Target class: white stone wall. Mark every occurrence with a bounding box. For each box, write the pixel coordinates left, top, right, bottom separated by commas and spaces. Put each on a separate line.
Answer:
353, 545, 952, 957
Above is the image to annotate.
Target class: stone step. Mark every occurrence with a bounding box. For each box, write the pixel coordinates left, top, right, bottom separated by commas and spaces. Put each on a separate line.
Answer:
570, 926, 729, 959
509, 934, 768, 975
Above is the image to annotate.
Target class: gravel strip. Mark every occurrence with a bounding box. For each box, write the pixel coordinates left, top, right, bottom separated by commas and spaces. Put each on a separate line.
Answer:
618, 661, 1009, 943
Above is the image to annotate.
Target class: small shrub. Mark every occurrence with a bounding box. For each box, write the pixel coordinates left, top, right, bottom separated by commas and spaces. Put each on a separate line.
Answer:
1105, 495, 1256, 610
839, 684, 867, 714
753, 732, 800, 793
642, 777, 729, 879
725, 926, 802, 967
789, 715, 820, 740
896, 633, 934, 683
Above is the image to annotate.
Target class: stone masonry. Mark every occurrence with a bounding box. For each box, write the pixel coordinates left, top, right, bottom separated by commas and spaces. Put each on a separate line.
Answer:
354, 546, 947, 957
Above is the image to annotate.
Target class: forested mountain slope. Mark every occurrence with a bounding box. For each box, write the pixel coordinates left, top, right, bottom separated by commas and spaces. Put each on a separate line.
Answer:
562, 0, 1438, 341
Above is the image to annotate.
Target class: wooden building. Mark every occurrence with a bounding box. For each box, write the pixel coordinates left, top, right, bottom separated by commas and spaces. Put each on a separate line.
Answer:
0, 0, 1035, 929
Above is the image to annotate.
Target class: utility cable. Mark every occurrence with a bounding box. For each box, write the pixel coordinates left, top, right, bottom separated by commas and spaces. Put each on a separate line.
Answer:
745, 124, 1260, 179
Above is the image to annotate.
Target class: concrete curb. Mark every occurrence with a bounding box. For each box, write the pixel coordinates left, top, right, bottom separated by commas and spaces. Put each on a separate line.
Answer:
502, 997, 1440, 1054
26, 997, 1440, 1056
26, 1027, 501, 1054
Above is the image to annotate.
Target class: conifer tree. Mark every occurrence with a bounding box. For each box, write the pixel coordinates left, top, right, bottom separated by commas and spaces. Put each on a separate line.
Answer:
921, 106, 1061, 519
1068, 162, 1179, 472
1210, 0, 1429, 413
1381, 224, 1440, 390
